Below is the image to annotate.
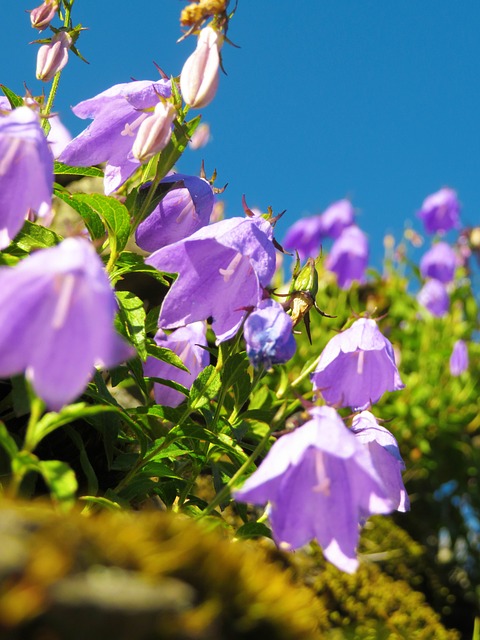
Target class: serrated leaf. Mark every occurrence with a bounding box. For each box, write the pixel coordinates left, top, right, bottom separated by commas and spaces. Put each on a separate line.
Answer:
146, 342, 189, 371
54, 187, 105, 241
13, 220, 62, 251
0, 85, 23, 108
69, 193, 130, 252
116, 291, 147, 360
188, 365, 221, 410
54, 161, 104, 177
38, 460, 78, 508
110, 252, 169, 285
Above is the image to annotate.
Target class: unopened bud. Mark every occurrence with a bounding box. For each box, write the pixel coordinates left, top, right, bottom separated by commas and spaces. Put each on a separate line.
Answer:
293, 257, 319, 298
180, 27, 222, 109
30, 0, 58, 30
132, 102, 176, 163
36, 31, 72, 82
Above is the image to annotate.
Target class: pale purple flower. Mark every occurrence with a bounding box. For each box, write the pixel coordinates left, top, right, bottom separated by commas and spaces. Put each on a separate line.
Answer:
135, 173, 214, 252
30, 0, 58, 30
244, 299, 296, 368
189, 122, 210, 150
36, 31, 72, 82
417, 188, 461, 235
351, 411, 409, 513
311, 318, 404, 411
0, 237, 133, 410
449, 339, 468, 376
180, 27, 222, 109
146, 215, 276, 343
131, 101, 176, 163
59, 79, 172, 195
283, 215, 324, 261
318, 199, 355, 239
325, 226, 369, 289
144, 322, 209, 408
417, 279, 449, 317
420, 242, 457, 283
234, 406, 398, 573
0, 106, 53, 249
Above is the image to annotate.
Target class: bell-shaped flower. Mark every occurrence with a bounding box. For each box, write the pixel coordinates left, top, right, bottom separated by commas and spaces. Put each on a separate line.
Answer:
131, 102, 176, 164
311, 318, 404, 411
325, 226, 369, 289
36, 31, 72, 82
144, 322, 209, 408
135, 173, 214, 252
0, 237, 133, 410
283, 215, 324, 261
417, 188, 460, 235
146, 215, 276, 343
0, 106, 53, 249
351, 411, 409, 513
30, 0, 58, 30
234, 406, 399, 573
244, 299, 296, 369
59, 79, 172, 194
180, 27, 222, 109
420, 241, 457, 283
417, 279, 449, 317
318, 199, 354, 239
449, 339, 468, 376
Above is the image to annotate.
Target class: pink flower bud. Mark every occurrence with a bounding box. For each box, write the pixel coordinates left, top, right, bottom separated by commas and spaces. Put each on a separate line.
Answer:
36, 31, 72, 82
30, 0, 58, 30
131, 102, 176, 163
180, 27, 222, 109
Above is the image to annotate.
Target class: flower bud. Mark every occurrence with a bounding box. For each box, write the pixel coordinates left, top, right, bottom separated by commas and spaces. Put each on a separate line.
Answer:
131, 102, 176, 163
244, 299, 296, 369
289, 258, 319, 327
30, 0, 58, 30
180, 27, 222, 108
36, 31, 72, 82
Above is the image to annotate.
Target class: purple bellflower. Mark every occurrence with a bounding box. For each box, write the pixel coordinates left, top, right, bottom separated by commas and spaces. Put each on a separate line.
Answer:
311, 318, 404, 411
351, 411, 409, 513
325, 226, 369, 289
243, 299, 296, 369
234, 406, 400, 573
417, 188, 461, 235
318, 199, 355, 239
144, 322, 209, 408
449, 339, 469, 376
0, 106, 53, 249
135, 173, 214, 252
0, 237, 133, 410
146, 215, 276, 344
420, 241, 457, 283
417, 279, 449, 317
59, 79, 172, 195
283, 215, 324, 261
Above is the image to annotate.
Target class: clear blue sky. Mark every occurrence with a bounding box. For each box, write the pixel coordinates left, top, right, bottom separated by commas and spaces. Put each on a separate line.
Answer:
2, 1, 480, 266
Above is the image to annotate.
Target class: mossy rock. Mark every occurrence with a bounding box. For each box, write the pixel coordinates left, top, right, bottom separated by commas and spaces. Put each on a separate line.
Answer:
0, 501, 324, 640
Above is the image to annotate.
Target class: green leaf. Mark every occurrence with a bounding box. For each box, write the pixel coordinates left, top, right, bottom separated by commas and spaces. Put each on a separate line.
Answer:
13, 220, 62, 251
67, 193, 130, 252
146, 342, 189, 371
235, 522, 272, 540
54, 187, 105, 241
54, 161, 104, 177
116, 291, 147, 360
188, 365, 221, 410
0, 422, 19, 459
38, 460, 78, 508
222, 352, 252, 410
0, 85, 23, 108
79, 495, 122, 511
110, 252, 169, 285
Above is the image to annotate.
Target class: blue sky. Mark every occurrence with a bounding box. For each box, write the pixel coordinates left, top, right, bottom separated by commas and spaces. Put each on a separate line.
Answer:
2, 1, 480, 266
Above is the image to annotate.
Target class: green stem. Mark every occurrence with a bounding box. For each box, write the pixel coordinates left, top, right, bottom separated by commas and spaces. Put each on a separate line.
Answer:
42, 71, 62, 132
277, 353, 321, 400
23, 396, 45, 453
